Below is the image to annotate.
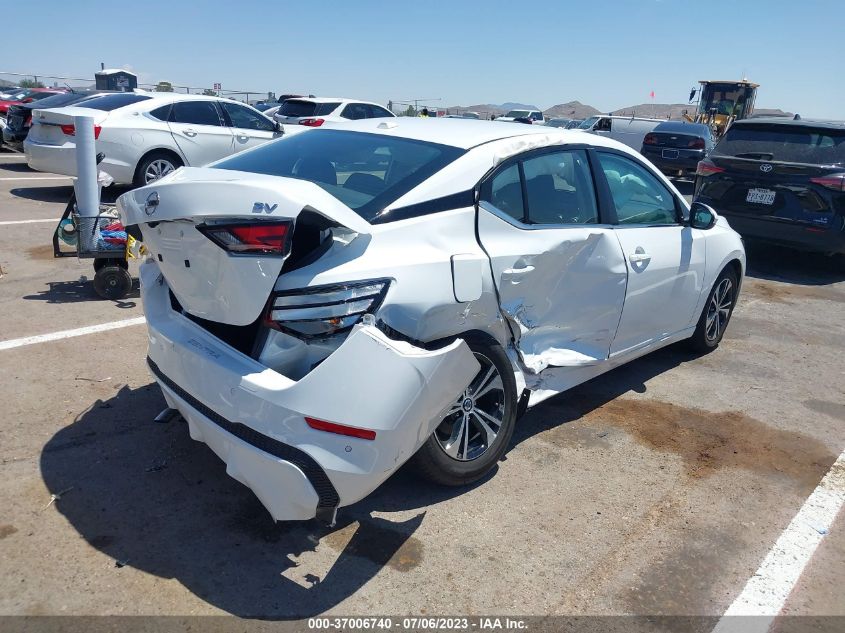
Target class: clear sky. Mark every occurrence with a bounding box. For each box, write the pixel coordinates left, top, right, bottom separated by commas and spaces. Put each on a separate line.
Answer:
5, 0, 843, 118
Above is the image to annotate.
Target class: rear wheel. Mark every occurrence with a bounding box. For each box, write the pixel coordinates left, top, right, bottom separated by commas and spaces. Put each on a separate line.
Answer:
412, 335, 517, 486
688, 268, 738, 353
134, 152, 182, 187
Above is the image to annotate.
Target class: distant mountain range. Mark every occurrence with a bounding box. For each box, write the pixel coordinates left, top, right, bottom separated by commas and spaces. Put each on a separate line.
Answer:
442, 100, 791, 120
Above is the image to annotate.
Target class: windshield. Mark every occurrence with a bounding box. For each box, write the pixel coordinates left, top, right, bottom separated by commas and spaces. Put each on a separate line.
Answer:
213, 130, 465, 222
578, 116, 600, 129
715, 124, 845, 165
505, 110, 530, 118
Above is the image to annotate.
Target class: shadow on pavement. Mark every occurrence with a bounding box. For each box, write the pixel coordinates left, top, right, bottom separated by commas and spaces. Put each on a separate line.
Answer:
0, 161, 35, 173
513, 343, 694, 447
40, 382, 491, 619
10, 185, 74, 204
22, 278, 139, 307
743, 239, 845, 285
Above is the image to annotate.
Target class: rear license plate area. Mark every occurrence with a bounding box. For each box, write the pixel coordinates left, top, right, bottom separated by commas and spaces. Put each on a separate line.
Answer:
746, 188, 776, 205
662, 149, 679, 159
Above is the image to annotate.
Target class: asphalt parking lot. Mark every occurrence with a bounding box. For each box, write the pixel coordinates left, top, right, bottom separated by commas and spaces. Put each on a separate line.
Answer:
0, 150, 843, 625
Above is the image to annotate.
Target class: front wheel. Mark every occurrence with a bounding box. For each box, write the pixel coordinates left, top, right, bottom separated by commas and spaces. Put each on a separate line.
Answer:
412, 335, 517, 486
688, 268, 738, 353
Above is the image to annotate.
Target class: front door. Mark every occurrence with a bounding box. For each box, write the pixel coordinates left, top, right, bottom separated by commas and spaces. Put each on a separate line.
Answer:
594, 150, 706, 355
220, 101, 278, 153
477, 148, 627, 373
167, 100, 234, 167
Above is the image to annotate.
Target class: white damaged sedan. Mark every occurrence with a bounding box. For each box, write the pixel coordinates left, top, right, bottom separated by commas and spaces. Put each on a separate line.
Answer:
118, 119, 745, 523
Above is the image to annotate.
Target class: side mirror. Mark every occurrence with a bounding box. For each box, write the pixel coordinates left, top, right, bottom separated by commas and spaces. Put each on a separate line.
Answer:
274, 121, 283, 135
689, 202, 717, 230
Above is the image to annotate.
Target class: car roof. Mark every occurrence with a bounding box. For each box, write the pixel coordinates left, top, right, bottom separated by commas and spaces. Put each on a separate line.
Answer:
284, 97, 381, 106
324, 117, 585, 149
654, 121, 710, 134
732, 117, 845, 131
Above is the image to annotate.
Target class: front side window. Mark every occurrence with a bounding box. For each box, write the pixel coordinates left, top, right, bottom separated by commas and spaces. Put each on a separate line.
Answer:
340, 103, 368, 120
597, 152, 678, 225
578, 116, 599, 130
221, 102, 274, 131
213, 130, 464, 222
169, 101, 222, 126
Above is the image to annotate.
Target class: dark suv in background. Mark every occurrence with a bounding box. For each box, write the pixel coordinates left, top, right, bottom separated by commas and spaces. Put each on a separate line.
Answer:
695, 118, 845, 255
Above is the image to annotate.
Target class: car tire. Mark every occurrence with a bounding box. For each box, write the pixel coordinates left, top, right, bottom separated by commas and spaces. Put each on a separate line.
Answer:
134, 152, 183, 188
688, 267, 738, 353
412, 334, 518, 487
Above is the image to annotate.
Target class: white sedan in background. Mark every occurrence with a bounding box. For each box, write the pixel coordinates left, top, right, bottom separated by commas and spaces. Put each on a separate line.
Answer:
25, 92, 280, 186
272, 97, 395, 135
118, 119, 744, 523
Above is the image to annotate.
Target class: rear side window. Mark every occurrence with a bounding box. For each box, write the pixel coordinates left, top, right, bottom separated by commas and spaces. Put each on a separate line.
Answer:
169, 101, 222, 126
213, 129, 464, 222
715, 124, 845, 165
149, 104, 171, 121
481, 150, 598, 225
75, 93, 151, 111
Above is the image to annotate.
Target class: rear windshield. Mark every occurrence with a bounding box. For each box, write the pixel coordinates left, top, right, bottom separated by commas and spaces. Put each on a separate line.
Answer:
279, 100, 341, 117
505, 110, 530, 118
75, 93, 152, 112
22, 92, 92, 109
715, 124, 845, 165
213, 129, 465, 222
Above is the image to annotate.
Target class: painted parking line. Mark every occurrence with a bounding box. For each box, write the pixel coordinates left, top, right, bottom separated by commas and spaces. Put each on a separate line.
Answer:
0, 317, 147, 352
712, 449, 845, 633
0, 176, 71, 181
0, 218, 61, 225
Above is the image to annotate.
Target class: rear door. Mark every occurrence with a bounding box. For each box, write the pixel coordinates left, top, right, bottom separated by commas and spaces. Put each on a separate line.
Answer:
167, 100, 234, 166
477, 148, 627, 372
595, 150, 706, 355
219, 101, 277, 153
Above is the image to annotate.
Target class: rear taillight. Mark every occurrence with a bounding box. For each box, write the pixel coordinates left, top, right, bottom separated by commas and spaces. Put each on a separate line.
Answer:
59, 124, 102, 139
266, 279, 391, 339
305, 417, 376, 441
197, 220, 292, 256
810, 173, 845, 192
24, 115, 32, 127
643, 133, 658, 145
696, 159, 725, 177
688, 138, 706, 149
299, 118, 325, 127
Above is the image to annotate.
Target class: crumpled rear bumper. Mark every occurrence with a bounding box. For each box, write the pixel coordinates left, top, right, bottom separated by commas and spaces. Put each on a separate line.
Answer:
139, 260, 479, 521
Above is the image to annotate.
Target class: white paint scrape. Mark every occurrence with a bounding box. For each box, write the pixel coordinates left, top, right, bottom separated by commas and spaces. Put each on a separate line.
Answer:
0, 317, 146, 351
712, 450, 845, 633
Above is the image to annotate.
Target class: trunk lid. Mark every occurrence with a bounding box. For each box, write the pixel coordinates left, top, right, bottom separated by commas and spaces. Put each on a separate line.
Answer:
118, 167, 371, 326
28, 105, 110, 146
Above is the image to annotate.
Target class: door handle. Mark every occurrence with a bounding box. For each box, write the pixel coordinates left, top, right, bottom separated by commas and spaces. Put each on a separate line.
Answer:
237, 134, 249, 142
503, 265, 535, 275
182, 128, 197, 137
629, 252, 651, 264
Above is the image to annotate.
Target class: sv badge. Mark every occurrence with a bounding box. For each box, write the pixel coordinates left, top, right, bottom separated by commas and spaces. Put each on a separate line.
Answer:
252, 202, 278, 214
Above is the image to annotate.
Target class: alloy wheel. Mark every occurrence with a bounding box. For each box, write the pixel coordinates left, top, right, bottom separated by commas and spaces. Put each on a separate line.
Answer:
705, 277, 734, 342
145, 159, 176, 183
435, 353, 505, 462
